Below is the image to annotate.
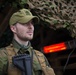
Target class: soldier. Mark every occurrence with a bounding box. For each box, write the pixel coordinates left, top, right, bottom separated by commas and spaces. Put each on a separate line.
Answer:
0, 8, 55, 75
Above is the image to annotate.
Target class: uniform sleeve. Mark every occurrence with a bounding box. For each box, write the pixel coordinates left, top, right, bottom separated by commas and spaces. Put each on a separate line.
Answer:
0, 49, 8, 75
44, 56, 51, 67
43, 54, 56, 75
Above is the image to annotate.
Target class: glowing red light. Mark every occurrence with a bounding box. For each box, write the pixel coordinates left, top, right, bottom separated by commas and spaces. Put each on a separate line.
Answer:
43, 42, 67, 53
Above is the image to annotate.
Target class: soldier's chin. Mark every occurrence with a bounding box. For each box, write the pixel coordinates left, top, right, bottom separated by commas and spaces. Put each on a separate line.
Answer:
26, 37, 33, 41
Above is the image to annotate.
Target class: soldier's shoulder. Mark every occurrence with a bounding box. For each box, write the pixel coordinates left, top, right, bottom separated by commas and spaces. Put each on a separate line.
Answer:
0, 47, 7, 56
34, 50, 44, 56
34, 50, 42, 53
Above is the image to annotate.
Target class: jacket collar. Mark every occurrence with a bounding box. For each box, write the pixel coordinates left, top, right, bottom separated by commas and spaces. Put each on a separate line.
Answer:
12, 39, 32, 54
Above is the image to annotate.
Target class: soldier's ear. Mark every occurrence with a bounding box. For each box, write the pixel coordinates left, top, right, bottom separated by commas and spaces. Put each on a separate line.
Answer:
10, 25, 16, 33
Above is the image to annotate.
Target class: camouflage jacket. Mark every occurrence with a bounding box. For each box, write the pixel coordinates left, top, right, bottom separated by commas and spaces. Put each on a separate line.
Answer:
0, 39, 55, 75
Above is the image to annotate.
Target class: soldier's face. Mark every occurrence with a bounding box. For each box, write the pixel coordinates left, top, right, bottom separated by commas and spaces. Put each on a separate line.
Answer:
10, 20, 34, 41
